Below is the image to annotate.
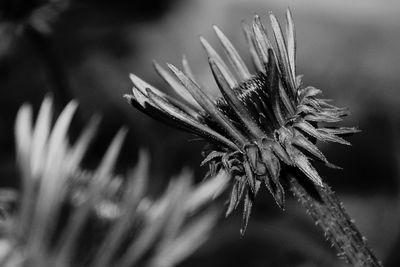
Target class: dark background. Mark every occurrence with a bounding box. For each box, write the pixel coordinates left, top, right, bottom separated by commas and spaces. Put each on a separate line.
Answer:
1, 0, 400, 266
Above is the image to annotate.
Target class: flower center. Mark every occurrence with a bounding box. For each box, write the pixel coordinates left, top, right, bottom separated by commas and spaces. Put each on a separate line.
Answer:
201, 72, 279, 142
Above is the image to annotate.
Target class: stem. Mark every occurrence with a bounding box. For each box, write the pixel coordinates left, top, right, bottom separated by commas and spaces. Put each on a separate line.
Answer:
287, 172, 383, 267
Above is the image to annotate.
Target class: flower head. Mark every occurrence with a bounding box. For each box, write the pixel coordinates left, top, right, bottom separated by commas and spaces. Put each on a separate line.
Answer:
125, 9, 358, 234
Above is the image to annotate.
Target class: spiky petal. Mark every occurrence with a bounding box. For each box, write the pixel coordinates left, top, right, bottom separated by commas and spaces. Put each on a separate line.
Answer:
126, 9, 358, 234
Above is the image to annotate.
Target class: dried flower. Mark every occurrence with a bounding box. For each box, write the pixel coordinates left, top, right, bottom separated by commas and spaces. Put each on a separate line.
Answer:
0, 97, 228, 267
125, 9, 358, 234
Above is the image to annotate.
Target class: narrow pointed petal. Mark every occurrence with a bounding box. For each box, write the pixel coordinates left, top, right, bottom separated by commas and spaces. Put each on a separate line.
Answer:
285, 145, 323, 187
226, 181, 239, 217
153, 61, 201, 110
157, 172, 190, 247
278, 81, 295, 115
285, 8, 296, 82
129, 87, 149, 107
168, 63, 247, 147
297, 103, 317, 115
295, 121, 351, 145
259, 145, 285, 208
213, 25, 251, 80
210, 58, 265, 137
266, 49, 285, 125
243, 160, 256, 193
15, 104, 33, 173
95, 128, 127, 179
15, 104, 35, 234
242, 22, 264, 72
236, 178, 246, 209
128, 92, 234, 149
117, 177, 188, 267
299, 86, 322, 100
262, 174, 285, 209
199, 36, 238, 89
43, 100, 78, 175
269, 12, 296, 92
130, 73, 199, 117
260, 146, 280, 180
319, 127, 361, 136
128, 150, 149, 199
182, 54, 200, 86
268, 140, 292, 165
292, 130, 332, 165
67, 116, 100, 172
92, 153, 149, 267
147, 89, 238, 150
245, 144, 265, 175
30, 101, 78, 253
252, 15, 271, 66
240, 190, 253, 236
254, 180, 262, 195
185, 171, 229, 213
273, 181, 285, 209
201, 151, 224, 166
130, 73, 164, 96
317, 128, 352, 145
154, 211, 218, 266
304, 113, 342, 123
294, 121, 322, 138
31, 97, 53, 178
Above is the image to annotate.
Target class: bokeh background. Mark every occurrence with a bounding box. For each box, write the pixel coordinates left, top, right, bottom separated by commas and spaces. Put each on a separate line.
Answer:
1, 0, 400, 266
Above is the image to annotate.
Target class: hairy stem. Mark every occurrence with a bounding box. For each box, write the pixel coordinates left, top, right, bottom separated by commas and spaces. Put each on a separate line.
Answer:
288, 172, 383, 267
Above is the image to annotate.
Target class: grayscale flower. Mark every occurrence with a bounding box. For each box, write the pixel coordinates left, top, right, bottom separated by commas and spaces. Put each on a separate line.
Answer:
0, 97, 228, 267
125, 9, 359, 234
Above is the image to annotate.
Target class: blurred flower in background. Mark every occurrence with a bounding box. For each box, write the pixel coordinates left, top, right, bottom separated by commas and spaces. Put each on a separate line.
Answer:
0, 97, 228, 267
